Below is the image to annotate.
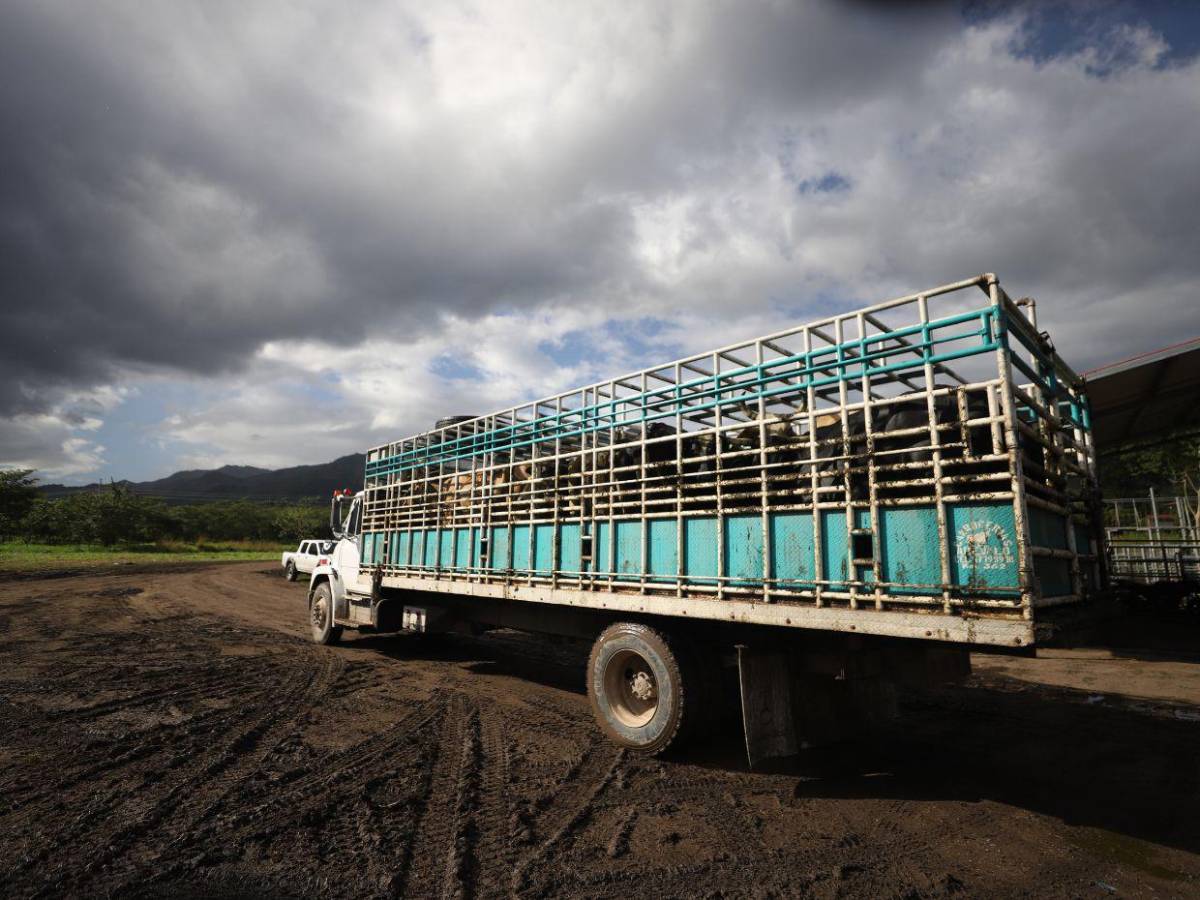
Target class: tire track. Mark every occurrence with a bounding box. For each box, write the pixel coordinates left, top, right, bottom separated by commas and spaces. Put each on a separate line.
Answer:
99, 650, 347, 893
510, 746, 626, 895
9, 646, 333, 896
399, 694, 469, 898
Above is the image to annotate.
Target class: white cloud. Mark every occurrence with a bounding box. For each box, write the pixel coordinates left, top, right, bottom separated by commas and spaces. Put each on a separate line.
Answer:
3, 2, 1199, 476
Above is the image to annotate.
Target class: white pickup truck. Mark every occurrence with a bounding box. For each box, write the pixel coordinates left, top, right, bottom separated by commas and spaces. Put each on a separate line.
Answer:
282, 540, 334, 582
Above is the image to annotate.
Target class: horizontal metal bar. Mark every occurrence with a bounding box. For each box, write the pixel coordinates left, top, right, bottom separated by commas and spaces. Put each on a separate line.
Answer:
366, 573, 1035, 647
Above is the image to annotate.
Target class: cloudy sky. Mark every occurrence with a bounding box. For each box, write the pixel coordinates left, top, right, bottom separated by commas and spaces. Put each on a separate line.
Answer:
2, 0, 1198, 483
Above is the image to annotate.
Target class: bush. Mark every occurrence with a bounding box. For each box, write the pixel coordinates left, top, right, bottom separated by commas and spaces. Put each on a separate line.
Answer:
0, 469, 39, 540
13, 478, 329, 546
21, 483, 173, 546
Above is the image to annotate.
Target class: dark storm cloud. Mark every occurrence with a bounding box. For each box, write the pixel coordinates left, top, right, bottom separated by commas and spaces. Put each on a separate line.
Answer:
0, 1, 965, 418
2, 0, 1199, 479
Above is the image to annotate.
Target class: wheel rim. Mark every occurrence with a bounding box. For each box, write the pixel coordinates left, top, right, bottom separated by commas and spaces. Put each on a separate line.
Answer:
603, 648, 658, 728
311, 596, 328, 633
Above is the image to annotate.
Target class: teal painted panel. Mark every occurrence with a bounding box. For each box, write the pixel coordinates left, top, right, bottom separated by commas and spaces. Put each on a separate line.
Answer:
1035, 556, 1073, 597
724, 514, 763, 585
412, 530, 427, 568
1029, 506, 1068, 550
454, 528, 472, 569
559, 524, 581, 576
769, 513, 814, 589
879, 506, 941, 593
361, 533, 377, 565
615, 520, 641, 580
533, 524, 555, 572
512, 525, 531, 571
397, 531, 410, 566
489, 526, 509, 570
948, 502, 1019, 592
423, 530, 439, 568
684, 517, 718, 584
853, 509, 873, 585
473, 528, 484, 570
820, 510, 849, 587
1073, 521, 1096, 592
596, 522, 611, 576
1074, 522, 1092, 556
647, 519, 678, 582
439, 530, 454, 569
387, 532, 400, 565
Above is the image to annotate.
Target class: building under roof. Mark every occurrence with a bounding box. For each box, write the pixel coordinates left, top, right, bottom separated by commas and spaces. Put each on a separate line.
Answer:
1084, 336, 1200, 451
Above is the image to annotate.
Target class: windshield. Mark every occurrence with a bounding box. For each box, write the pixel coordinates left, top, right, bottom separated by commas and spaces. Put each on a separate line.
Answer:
342, 498, 361, 538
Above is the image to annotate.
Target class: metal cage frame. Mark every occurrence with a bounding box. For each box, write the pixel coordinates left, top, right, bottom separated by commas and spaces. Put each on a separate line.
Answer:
358, 274, 1102, 647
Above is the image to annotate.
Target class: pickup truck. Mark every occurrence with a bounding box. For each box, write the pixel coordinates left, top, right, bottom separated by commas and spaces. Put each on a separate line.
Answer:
282, 540, 333, 582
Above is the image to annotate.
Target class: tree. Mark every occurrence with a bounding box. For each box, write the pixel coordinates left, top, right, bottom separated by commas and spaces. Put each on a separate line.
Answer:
1100, 431, 1200, 533
273, 504, 329, 543
0, 469, 39, 539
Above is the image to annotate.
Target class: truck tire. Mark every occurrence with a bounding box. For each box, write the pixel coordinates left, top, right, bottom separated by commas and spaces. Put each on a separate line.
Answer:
587, 622, 696, 755
309, 582, 343, 645
285, 561, 298, 582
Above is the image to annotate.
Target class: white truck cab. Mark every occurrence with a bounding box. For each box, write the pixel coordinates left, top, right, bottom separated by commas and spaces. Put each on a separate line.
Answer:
307, 490, 369, 643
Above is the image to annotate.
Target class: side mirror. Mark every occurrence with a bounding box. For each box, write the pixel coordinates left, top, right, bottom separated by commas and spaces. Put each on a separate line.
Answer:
329, 494, 348, 538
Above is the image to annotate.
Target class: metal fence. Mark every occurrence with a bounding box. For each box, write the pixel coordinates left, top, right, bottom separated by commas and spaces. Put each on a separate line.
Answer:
1105, 491, 1200, 582
359, 273, 1101, 625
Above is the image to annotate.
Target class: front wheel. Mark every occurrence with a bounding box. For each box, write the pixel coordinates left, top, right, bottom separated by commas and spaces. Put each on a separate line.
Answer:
587, 622, 697, 755
309, 582, 343, 645
285, 561, 298, 582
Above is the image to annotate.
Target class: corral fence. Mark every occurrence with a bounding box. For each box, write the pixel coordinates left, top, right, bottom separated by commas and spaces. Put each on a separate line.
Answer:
1105, 491, 1200, 583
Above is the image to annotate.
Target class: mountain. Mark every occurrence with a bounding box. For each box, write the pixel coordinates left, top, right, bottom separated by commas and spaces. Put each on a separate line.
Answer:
40, 454, 365, 503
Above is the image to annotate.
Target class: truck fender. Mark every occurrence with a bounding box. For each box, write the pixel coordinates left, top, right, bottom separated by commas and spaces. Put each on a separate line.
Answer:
308, 566, 349, 620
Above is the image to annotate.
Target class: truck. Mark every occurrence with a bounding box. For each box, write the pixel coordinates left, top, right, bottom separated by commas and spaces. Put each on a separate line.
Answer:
281, 539, 335, 581
307, 274, 1104, 762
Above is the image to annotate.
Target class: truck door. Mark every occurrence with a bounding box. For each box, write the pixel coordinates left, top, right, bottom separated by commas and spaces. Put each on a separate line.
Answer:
334, 496, 363, 590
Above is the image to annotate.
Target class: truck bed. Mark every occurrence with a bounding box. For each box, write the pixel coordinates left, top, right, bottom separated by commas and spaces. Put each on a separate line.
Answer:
358, 274, 1103, 648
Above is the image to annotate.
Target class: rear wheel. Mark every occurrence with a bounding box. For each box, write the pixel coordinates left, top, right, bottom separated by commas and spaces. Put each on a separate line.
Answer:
285, 561, 298, 582
309, 582, 343, 645
587, 622, 697, 755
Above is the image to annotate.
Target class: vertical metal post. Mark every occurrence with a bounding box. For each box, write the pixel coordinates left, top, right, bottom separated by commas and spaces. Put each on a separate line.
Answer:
835, 316, 856, 609
858, 310, 883, 610
714, 352, 726, 600
675, 361, 685, 599
640, 371, 649, 594
806, 326, 823, 607
552, 395, 562, 589
919, 295, 952, 614
757, 339, 772, 602
990, 278, 1036, 615
606, 380, 617, 588
1150, 487, 1161, 546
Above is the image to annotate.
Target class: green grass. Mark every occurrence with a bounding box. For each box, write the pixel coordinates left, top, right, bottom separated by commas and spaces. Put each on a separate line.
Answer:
0, 540, 285, 573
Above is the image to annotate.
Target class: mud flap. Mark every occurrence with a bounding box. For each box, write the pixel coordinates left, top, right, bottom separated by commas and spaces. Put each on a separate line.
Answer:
737, 645, 901, 768
737, 646, 798, 767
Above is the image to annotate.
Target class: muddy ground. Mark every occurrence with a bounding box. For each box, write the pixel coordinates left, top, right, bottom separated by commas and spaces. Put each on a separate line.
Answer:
1, 563, 1198, 899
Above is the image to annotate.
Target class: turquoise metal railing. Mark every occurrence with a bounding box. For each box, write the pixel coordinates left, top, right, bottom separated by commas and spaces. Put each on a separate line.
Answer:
366, 305, 1006, 482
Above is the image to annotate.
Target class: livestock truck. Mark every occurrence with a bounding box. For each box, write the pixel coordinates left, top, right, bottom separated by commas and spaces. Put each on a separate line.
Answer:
307, 274, 1103, 762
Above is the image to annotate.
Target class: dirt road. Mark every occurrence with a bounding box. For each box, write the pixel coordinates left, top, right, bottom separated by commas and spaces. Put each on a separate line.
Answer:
1, 563, 1198, 898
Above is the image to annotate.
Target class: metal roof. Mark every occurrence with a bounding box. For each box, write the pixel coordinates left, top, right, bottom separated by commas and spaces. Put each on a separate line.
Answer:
1084, 336, 1200, 449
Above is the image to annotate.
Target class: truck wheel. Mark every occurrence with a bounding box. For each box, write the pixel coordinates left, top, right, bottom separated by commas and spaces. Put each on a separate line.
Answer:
309, 582, 343, 645
588, 622, 694, 755
285, 561, 298, 582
